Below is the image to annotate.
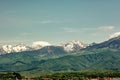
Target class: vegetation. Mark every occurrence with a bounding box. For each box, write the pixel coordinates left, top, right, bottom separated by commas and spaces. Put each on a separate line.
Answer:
0, 72, 25, 80
1, 71, 120, 79
35, 71, 120, 79
0, 72, 15, 80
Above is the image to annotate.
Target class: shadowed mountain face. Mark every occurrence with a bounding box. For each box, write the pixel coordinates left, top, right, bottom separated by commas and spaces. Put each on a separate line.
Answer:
38, 46, 67, 54
84, 36, 120, 50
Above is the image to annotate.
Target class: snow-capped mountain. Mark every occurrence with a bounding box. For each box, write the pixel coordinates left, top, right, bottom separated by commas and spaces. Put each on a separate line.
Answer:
110, 32, 120, 39
61, 40, 87, 52
0, 41, 52, 54
1, 44, 30, 54
0, 40, 87, 54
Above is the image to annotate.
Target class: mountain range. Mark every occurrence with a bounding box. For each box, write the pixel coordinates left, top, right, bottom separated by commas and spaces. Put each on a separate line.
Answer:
0, 40, 87, 54
0, 35, 120, 77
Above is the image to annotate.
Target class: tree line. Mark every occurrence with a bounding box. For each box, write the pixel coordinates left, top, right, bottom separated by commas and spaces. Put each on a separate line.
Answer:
36, 71, 120, 80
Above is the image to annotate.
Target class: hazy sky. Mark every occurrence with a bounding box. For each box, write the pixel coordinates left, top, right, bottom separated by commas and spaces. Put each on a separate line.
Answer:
0, 0, 120, 45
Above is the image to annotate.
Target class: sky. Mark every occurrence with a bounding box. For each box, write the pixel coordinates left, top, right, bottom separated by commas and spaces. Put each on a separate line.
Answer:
0, 0, 120, 45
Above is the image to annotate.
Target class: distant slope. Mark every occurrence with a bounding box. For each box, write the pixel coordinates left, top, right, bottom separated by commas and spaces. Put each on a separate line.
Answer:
0, 46, 67, 71
35, 49, 120, 71
84, 36, 120, 50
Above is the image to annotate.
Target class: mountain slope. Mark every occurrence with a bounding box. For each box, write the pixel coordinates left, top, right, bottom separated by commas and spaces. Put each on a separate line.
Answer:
0, 49, 120, 72
0, 46, 67, 64
36, 49, 120, 71
0, 46, 67, 71
85, 36, 120, 50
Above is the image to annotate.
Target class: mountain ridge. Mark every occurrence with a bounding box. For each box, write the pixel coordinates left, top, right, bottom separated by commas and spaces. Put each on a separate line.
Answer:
0, 35, 120, 73
84, 36, 120, 50
0, 40, 87, 55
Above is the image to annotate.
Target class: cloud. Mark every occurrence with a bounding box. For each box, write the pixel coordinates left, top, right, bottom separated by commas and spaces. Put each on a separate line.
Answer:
32, 41, 51, 49
98, 26, 115, 30
109, 32, 120, 38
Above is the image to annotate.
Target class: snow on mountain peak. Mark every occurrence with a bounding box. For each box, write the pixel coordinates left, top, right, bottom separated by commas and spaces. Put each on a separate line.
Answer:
12, 44, 29, 52
0, 40, 87, 54
110, 32, 120, 39
0, 41, 51, 54
32, 41, 51, 50
2, 44, 29, 53
2, 45, 13, 53
62, 40, 87, 52
71, 40, 85, 47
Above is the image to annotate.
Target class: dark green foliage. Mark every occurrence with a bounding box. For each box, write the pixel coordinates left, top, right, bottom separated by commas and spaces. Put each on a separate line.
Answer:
32, 49, 120, 72
0, 72, 16, 80
37, 71, 120, 79
0, 72, 25, 80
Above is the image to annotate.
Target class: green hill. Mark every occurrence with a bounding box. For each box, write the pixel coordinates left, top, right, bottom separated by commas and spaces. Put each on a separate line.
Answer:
0, 49, 120, 73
